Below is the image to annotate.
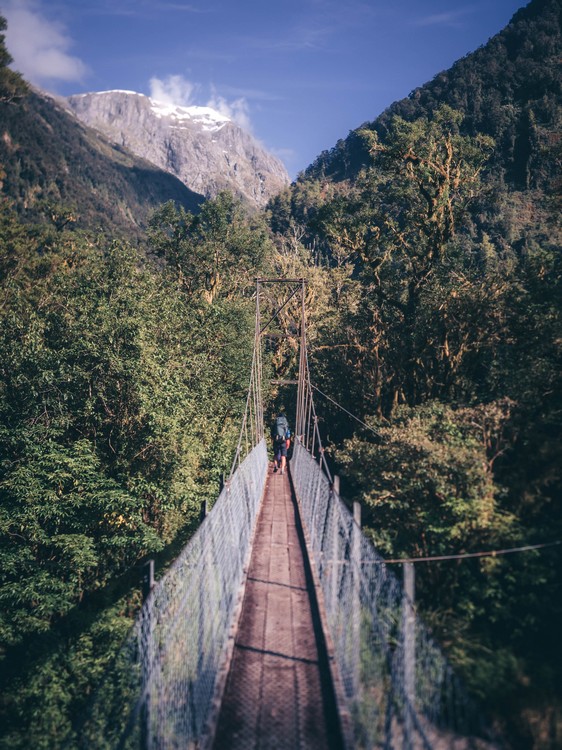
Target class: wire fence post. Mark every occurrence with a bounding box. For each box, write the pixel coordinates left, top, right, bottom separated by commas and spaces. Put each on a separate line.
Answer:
141, 560, 155, 750
403, 561, 416, 749
333, 475, 340, 496
352, 501, 361, 697
330, 476, 340, 617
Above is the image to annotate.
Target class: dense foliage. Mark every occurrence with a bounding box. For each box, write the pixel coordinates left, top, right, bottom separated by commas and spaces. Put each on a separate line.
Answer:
0, 188, 273, 745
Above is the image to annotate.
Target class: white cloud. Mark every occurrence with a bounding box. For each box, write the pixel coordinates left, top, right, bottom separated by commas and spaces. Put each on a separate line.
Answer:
271, 147, 297, 161
207, 87, 252, 132
414, 8, 473, 28
149, 74, 198, 105
3, 1, 88, 85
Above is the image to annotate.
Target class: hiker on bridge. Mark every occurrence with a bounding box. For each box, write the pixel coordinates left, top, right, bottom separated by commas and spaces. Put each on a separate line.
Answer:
271, 411, 291, 475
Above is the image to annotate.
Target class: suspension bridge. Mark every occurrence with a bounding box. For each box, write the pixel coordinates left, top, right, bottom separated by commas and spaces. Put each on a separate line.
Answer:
80, 280, 495, 749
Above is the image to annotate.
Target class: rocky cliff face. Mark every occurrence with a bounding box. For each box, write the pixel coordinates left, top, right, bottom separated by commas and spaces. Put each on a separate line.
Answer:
66, 91, 290, 208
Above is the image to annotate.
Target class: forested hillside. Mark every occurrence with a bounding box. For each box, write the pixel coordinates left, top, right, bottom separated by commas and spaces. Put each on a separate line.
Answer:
266, 0, 561, 746
0, 88, 203, 239
305, 0, 561, 189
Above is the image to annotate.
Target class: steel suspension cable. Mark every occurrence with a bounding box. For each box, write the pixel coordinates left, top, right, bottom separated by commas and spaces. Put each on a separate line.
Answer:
310, 383, 383, 438
228, 294, 265, 479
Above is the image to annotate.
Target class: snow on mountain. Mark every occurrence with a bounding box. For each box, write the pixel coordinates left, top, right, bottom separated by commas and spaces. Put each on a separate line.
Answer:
66, 90, 289, 208
149, 100, 231, 131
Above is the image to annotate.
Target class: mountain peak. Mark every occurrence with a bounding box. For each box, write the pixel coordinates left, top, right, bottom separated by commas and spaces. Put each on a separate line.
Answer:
66, 90, 289, 207
74, 90, 232, 132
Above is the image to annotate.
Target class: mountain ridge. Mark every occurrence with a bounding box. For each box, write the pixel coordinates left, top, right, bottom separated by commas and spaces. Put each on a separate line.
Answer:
303, 0, 561, 190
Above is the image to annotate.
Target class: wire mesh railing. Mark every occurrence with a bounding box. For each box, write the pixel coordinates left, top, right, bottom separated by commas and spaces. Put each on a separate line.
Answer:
80, 439, 268, 750
291, 439, 495, 750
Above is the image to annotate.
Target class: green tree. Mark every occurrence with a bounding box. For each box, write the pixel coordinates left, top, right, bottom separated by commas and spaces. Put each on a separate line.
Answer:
148, 192, 272, 302
338, 401, 516, 560
0, 198, 260, 651
0, 16, 28, 104
353, 106, 495, 407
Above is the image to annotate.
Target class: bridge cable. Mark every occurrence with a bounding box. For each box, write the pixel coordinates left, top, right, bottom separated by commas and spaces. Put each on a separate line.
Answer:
295, 295, 335, 483
310, 383, 383, 438
229, 286, 266, 479
372, 539, 562, 565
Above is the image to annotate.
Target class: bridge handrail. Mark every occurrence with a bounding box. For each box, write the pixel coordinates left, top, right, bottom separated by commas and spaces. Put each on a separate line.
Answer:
291, 439, 492, 749
80, 438, 268, 749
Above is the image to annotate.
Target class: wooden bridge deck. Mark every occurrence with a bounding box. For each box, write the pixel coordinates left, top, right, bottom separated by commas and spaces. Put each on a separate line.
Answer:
212, 464, 344, 749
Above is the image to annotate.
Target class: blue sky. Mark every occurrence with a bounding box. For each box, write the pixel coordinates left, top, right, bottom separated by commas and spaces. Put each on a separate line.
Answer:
4, 0, 526, 178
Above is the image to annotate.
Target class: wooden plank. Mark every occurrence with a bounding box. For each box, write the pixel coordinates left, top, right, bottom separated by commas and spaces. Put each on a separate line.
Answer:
212, 467, 344, 749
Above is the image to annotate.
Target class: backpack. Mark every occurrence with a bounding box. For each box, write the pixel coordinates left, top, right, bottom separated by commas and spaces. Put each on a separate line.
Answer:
274, 415, 288, 441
